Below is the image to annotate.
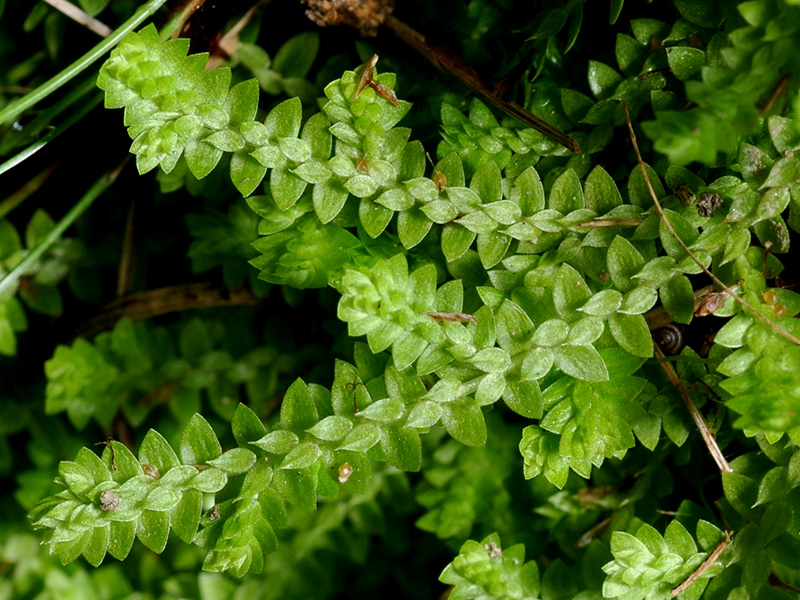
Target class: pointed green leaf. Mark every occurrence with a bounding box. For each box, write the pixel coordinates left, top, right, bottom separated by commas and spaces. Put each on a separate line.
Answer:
180, 414, 222, 465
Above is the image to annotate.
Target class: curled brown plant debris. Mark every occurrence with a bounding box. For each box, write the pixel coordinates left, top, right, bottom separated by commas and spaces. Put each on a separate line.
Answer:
355, 55, 398, 105
72, 282, 261, 340
301, 0, 395, 36
422, 311, 478, 324
644, 285, 715, 330
99, 490, 121, 512
696, 191, 724, 217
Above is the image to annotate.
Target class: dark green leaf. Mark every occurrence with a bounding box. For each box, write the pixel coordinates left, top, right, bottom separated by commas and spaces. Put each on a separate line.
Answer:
609, 313, 653, 358
180, 414, 222, 465
379, 425, 421, 471
661, 275, 694, 324
272, 32, 319, 78
441, 398, 487, 446
666, 47, 705, 81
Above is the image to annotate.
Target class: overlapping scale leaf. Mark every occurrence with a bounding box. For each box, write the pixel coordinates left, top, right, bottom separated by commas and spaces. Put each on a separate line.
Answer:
602, 520, 725, 600
29, 418, 228, 566
439, 533, 540, 600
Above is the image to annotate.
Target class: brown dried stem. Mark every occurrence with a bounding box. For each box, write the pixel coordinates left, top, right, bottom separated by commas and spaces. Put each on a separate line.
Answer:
622, 101, 800, 347
382, 15, 580, 153
654, 343, 731, 473
43, 0, 112, 37
758, 74, 790, 117
0, 162, 60, 220
577, 219, 643, 228
116, 199, 137, 298
670, 531, 731, 596
73, 282, 261, 339
422, 311, 478, 324
213, 0, 272, 65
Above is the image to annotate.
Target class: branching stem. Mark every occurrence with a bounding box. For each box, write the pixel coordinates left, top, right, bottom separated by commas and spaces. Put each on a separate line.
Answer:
384, 15, 580, 153
670, 531, 731, 596
43, 0, 112, 37
654, 343, 731, 473
577, 219, 643, 227
622, 101, 800, 347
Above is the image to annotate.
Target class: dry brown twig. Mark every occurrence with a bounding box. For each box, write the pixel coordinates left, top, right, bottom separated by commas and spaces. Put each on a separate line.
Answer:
302, 0, 395, 36
116, 199, 137, 298
654, 343, 731, 473
209, 0, 273, 69
298, 0, 579, 152
621, 103, 736, 473
621, 101, 800, 348
73, 282, 261, 339
355, 55, 398, 105
43, 0, 112, 37
383, 15, 580, 153
577, 219, 644, 228
670, 531, 732, 596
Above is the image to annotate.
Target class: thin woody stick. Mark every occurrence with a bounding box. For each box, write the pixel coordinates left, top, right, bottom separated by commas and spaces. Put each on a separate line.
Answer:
384, 15, 580, 153
670, 531, 731, 596
73, 282, 261, 339
621, 101, 800, 348
43, 0, 112, 37
116, 199, 136, 298
654, 344, 731, 474
577, 219, 644, 227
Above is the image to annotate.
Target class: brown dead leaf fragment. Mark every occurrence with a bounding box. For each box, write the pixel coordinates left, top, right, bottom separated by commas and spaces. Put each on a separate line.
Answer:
422, 311, 478, 324
695, 282, 740, 317
355, 54, 398, 105
301, 0, 395, 37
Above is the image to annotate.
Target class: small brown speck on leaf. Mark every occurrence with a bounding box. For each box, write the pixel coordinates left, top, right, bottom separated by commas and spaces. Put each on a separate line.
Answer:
100, 490, 120, 512
696, 191, 724, 217
338, 462, 355, 483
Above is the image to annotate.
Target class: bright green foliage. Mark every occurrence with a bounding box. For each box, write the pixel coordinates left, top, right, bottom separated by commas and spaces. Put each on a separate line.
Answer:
415, 416, 520, 542
439, 533, 541, 600
29, 415, 231, 566
44, 316, 311, 430
437, 98, 566, 178
716, 309, 800, 433
31, 368, 440, 575
642, 0, 800, 165
9, 0, 800, 598
56, 16, 800, 568
603, 520, 725, 600
518, 349, 657, 488
232, 32, 321, 105
185, 198, 264, 290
